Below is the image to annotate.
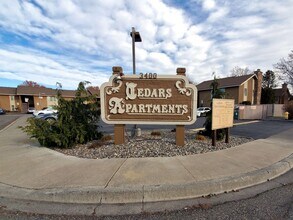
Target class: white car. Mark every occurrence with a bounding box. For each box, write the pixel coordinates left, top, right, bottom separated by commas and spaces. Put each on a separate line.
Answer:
33, 107, 57, 116
196, 107, 211, 117
27, 107, 35, 114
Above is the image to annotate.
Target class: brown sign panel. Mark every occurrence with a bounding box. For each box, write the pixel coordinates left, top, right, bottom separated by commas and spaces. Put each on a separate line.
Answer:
212, 99, 234, 130
100, 74, 197, 125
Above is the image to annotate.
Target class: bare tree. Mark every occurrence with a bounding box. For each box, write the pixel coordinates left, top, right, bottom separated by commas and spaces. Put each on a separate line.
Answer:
21, 80, 45, 88
274, 50, 293, 87
230, 66, 251, 77
262, 70, 277, 89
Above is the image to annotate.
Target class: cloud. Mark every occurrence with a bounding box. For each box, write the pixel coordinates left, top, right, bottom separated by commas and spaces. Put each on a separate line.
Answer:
202, 0, 216, 11
0, 46, 109, 89
207, 7, 229, 22
0, 0, 292, 89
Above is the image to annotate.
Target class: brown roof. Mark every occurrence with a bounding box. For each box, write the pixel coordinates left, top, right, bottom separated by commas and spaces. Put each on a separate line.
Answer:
15, 86, 76, 97
60, 90, 76, 97
87, 86, 100, 97
0, 86, 84, 98
17, 86, 57, 96
0, 87, 17, 95
197, 74, 255, 91
273, 88, 291, 97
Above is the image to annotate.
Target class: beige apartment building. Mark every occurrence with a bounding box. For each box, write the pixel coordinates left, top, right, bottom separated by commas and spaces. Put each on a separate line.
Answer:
0, 86, 76, 113
197, 70, 263, 107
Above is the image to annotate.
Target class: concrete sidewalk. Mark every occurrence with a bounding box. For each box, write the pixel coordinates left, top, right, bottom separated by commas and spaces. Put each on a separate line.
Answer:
0, 116, 292, 205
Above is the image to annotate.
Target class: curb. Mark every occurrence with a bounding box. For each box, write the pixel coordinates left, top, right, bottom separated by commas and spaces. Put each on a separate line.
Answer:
0, 154, 292, 204
190, 120, 260, 132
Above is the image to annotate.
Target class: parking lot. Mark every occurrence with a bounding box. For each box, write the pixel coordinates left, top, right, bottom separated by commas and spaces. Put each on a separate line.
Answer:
1, 114, 293, 140
0, 113, 23, 130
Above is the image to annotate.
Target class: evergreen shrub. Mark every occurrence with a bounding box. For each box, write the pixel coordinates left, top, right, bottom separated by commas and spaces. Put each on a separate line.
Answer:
200, 76, 226, 141
21, 82, 102, 148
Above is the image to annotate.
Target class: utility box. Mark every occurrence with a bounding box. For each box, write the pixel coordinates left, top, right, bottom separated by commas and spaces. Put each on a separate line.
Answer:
234, 107, 239, 120
284, 112, 289, 120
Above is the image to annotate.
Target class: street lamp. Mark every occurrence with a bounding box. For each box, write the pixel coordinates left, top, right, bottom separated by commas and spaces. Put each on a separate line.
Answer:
130, 27, 142, 137
130, 27, 142, 75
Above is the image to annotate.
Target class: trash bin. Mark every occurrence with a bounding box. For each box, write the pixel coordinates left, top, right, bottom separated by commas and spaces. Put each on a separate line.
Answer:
284, 112, 289, 120
234, 108, 239, 120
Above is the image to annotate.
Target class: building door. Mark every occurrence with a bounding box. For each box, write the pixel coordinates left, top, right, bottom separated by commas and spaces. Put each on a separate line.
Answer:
21, 103, 28, 113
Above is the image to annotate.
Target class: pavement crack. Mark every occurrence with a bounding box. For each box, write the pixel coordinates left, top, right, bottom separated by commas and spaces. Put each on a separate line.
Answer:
142, 185, 145, 212
176, 158, 196, 180
91, 197, 102, 216
104, 158, 127, 189
91, 205, 97, 216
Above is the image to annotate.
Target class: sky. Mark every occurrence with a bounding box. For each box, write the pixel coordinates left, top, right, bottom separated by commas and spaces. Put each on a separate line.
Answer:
0, 0, 292, 90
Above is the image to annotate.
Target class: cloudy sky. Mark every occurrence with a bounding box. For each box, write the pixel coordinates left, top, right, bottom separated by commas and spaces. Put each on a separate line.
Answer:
0, 0, 292, 89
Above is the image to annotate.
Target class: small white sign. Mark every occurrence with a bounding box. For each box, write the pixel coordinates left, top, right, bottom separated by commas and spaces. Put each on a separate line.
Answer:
212, 99, 234, 130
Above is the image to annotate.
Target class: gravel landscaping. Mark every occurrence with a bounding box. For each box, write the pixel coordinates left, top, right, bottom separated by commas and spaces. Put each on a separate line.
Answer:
53, 129, 254, 159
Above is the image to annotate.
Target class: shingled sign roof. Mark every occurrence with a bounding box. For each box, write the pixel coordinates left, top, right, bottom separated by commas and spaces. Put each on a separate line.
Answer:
197, 74, 255, 91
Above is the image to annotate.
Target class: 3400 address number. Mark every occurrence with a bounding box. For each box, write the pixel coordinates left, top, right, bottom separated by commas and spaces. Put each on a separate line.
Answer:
139, 73, 157, 79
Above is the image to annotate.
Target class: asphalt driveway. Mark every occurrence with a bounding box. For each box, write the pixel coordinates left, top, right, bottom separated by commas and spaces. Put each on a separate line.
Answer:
1, 114, 293, 140
0, 113, 23, 130
231, 119, 293, 139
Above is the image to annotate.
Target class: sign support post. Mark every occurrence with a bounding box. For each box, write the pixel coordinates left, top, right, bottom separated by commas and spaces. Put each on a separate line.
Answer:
176, 125, 184, 146
176, 68, 187, 146
112, 66, 125, 145
212, 130, 216, 146
114, 124, 125, 145
225, 128, 229, 143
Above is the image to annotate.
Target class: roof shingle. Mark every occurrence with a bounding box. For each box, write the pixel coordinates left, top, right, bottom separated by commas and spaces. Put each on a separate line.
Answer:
0, 87, 17, 95
197, 74, 255, 91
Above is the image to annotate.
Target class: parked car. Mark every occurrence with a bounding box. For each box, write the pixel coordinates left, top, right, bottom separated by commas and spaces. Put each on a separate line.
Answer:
27, 107, 35, 114
35, 113, 58, 123
0, 108, 6, 115
196, 107, 211, 117
33, 107, 57, 116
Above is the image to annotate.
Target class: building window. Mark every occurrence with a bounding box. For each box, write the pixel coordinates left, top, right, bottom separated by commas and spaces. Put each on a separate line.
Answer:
10, 96, 14, 101
244, 88, 248, 96
49, 96, 57, 102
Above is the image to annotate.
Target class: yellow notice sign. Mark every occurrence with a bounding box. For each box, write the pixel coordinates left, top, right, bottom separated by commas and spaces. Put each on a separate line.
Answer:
212, 99, 234, 130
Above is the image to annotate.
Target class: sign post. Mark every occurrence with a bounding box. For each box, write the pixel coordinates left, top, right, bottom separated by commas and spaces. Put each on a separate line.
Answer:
100, 66, 197, 146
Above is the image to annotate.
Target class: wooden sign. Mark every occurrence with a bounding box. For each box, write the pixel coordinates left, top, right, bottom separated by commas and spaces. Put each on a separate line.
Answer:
100, 72, 197, 125
212, 99, 234, 130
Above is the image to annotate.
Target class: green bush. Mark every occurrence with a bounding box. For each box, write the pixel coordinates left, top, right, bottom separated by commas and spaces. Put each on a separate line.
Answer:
21, 82, 102, 148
